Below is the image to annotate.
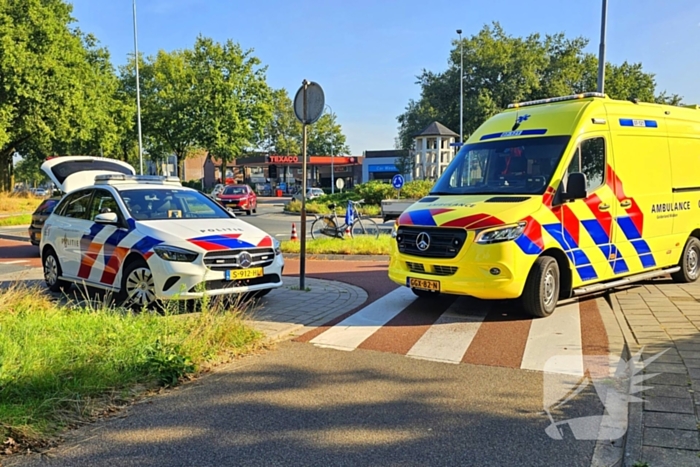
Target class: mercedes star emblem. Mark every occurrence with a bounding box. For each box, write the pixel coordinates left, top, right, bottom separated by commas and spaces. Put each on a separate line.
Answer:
416, 232, 431, 251
238, 251, 253, 269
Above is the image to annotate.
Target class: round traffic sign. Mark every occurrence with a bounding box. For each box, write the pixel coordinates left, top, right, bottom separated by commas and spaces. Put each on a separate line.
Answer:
392, 174, 405, 189
335, 177, 345, 190
294, 81, 325, 125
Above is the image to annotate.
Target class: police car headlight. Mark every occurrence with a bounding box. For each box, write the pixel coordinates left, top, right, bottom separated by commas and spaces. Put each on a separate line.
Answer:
153, 245, 199, 262
475, 222, 526, 244
273, 238, 281, 255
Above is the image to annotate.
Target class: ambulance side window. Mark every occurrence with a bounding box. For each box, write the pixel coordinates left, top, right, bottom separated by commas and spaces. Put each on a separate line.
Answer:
567, 137, 606, 193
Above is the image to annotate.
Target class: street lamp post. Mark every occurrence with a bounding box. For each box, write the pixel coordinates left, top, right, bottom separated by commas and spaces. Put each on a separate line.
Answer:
132, 0, 144, 175
457, 29, 463, 144
597, 0, 608, 93
325, 104, 335, 194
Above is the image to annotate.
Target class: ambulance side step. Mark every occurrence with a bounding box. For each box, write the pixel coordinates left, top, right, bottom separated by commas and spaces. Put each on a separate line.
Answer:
572, 266, 681, 297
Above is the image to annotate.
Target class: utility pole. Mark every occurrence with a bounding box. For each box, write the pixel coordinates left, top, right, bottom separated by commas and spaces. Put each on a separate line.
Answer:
457, 29, 463, 144
597, 0, 608, 93
132, 0, 144, 175
326, 104, 335, 194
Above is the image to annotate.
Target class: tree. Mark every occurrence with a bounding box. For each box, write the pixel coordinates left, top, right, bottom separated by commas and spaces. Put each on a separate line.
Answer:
188, 36, 274, 171
261, 89, 302, 155
13, 157, 46, 188
0, 0, 126, 190
305, 112, 350, 156
396, 22, 683, 149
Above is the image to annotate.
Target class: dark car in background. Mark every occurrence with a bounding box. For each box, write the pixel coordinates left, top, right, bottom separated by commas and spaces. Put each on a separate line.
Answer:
215, 185, 257, 215
29, 197, 60, 246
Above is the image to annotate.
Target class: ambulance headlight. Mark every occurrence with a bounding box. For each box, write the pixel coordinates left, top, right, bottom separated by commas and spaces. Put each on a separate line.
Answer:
475, 222, 527, 244
391, 223, 398, 239
273, 238, 281, 255
153, 245, 199, 262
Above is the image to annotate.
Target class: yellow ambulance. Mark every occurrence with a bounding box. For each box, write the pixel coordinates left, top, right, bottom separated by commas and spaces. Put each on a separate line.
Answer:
388, 93, 700, 317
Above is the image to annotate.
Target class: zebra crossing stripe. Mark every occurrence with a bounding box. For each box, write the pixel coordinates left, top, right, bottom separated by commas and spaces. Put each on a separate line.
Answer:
520, 302, 584, 376
309, 287, 417, 351
406, 298, 488, 364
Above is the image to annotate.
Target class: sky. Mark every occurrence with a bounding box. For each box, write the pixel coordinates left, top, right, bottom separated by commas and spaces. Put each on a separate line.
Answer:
69, 0, 700, 156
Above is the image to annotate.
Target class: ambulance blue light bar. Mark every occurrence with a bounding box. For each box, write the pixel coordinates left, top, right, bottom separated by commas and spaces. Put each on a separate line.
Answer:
507, 92, 606, 109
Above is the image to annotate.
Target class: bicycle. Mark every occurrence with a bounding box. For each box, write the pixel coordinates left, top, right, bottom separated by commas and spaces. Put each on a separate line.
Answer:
310, 199, 380, 239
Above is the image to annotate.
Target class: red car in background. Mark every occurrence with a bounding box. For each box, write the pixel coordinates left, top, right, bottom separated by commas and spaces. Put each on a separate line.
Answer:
215, 185, 257, 215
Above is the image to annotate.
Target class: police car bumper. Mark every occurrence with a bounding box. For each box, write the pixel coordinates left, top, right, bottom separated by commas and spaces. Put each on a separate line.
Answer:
149, 252, 285, 300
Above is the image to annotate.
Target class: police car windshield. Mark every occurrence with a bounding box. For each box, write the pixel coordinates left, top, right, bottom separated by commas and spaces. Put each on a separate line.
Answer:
120, 188, 231, 220
430, 136, 571, 196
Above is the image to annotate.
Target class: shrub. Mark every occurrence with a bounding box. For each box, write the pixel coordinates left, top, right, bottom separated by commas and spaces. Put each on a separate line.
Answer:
354, 180, 397, 206
400, 180, 434, 200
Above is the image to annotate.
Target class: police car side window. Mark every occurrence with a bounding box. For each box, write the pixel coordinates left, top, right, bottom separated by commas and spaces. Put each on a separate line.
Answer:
56, 190, 93, 219
89, 190, 122, 222
567, 138, 606, 193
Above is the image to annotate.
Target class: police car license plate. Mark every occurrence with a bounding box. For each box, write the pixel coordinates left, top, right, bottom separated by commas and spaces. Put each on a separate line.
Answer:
225, 268, 263, 280
408, 278, 440, 291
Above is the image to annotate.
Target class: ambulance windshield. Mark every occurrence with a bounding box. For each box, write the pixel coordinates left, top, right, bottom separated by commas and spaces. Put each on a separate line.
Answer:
430, 135, 570, 196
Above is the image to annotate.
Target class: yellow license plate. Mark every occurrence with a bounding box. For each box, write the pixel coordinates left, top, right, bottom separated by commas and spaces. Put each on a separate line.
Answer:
35, 232, 41, 241
225, 268, 263, 280
408, 278, 440, 291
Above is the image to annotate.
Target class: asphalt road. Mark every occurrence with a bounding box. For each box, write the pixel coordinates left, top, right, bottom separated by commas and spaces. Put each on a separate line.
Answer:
1, 205, 609, 467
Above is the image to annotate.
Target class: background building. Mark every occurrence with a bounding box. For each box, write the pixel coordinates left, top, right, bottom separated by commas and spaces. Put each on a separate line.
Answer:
361, 149, 408, 183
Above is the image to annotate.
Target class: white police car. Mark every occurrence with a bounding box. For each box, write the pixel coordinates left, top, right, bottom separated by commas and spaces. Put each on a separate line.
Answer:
39, 156, 284, 308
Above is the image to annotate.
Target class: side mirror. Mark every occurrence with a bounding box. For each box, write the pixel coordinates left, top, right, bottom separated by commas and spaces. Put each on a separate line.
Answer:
564, 172, 587, 201
94, 212, 119, 224
227, 208, 237, 218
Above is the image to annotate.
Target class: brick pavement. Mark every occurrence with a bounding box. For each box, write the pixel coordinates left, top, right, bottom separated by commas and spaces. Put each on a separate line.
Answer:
612, 279, 700, 466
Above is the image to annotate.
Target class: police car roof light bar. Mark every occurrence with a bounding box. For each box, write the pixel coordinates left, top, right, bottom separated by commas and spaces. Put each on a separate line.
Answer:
94, 174, 182, 186
507, 92, 606, 109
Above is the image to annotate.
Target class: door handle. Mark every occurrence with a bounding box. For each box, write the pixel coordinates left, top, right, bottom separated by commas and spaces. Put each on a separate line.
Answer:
620, 200, 632, 208
598, 203, 610, 211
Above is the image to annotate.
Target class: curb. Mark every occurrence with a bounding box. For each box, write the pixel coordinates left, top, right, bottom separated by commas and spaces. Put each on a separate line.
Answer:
0, 233, 30, 243
281, 253, 389, 261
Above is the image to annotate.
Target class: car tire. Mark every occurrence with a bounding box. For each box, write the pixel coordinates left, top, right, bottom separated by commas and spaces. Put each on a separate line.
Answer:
411, 288, 440, 299
119, 257, 158, 310
246, 209, 252, 216
43, 248, 70, 293
522, 256, 560, 318
671, 237, 700, 283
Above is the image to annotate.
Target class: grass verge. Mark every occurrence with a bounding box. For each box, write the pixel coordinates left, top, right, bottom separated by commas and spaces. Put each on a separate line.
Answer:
281, 235, 391, 255
284, 200, 381, 218
0, 192, 42, 215
0, 213, 32, 227
0, 284, 262, 452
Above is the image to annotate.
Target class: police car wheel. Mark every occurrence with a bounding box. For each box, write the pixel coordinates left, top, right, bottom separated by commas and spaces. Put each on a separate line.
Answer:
43, 248, 69, 293
121, 259, 157, 310
411, 288, 440, 299
671, 237, 700, 283
522, 256, 560, 318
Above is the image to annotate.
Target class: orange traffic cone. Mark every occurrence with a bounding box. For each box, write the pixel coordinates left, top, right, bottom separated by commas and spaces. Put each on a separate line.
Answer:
291, 223, 298, 241
345, 225, 351, 237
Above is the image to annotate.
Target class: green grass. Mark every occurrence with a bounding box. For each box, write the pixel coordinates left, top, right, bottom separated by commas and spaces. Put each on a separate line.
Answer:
0, 213, 31, 226
0, 284, 262, 449
281, 235, 392, 255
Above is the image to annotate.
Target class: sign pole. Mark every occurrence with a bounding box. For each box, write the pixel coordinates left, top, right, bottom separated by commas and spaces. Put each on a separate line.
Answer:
300, 81, 309, 290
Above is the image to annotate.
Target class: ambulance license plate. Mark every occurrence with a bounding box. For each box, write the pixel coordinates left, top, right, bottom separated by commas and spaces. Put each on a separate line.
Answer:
408, 277, 440, 292
225, 268, 263, 280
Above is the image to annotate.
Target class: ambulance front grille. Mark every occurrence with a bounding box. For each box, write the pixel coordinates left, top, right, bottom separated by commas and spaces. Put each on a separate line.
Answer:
396, 227, 467, 259
203, 248, 275, 271
406, 262, 458, 276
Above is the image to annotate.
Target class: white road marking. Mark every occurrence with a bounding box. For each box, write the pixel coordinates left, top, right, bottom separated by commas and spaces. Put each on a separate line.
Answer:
310, 287, 417, 351
0, 260, 28, 265
406, 299, 488, 364
520, 302, 583, 376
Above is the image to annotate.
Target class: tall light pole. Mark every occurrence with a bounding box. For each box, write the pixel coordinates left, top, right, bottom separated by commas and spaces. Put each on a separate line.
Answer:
325, 104, 335, 194
597, 0, 608, 93
457, 29, 463, 144
132, 0, 144, 175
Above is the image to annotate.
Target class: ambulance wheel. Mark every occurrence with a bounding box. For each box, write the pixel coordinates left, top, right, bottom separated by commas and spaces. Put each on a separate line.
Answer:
671, 237, 700, 283
522, 256, 560, 318
411, 288, 440, 298
43, 247, 69, 293
120, 258, 157, 310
